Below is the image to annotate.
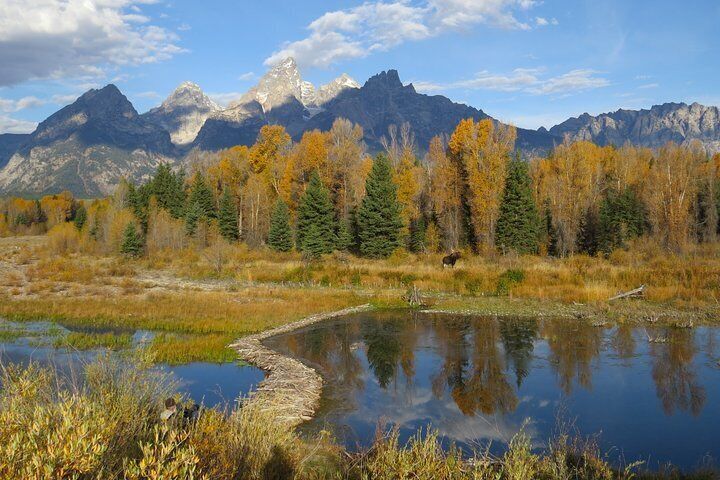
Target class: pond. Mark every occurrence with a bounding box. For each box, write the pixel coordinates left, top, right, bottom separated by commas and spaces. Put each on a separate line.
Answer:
263, 310, 720, 471
0, 319, 264, 409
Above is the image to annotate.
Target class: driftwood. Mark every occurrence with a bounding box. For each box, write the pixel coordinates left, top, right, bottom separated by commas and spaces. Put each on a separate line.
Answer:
230, 304, 372, 428
608, 284, 646, 301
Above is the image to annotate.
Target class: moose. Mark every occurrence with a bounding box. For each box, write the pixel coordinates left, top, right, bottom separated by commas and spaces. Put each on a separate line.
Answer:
442, 251, 461, 268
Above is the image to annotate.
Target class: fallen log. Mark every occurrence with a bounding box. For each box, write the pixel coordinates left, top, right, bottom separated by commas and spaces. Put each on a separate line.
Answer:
608, 284, 646, 301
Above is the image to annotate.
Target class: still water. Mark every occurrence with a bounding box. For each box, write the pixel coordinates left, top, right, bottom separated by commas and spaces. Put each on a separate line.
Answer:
264, 310, 720, 470
0, 320, 264, 409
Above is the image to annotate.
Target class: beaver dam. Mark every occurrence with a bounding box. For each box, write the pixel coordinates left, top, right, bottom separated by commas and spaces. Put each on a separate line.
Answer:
244, 309, 720, 471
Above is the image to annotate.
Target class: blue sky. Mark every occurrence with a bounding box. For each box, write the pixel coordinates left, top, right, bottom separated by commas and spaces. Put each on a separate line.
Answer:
1, 0, 719, 134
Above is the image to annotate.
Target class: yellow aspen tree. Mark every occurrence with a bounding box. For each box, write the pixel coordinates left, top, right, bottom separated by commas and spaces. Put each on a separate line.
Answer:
249, 125, 291, 195
428, 135, 462, 250
328, 118, 366, 218
393, 146, 421, 231
448, 118, 515, 253
531, 140, 605, 256
644, 142, 703, 251
297, 129, 331, 185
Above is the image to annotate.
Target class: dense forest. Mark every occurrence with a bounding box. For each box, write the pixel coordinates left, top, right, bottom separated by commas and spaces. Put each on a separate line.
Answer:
2, 117, 719, 259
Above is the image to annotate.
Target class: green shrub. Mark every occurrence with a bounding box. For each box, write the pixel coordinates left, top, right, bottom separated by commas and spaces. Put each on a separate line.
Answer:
496, 269, 525, 296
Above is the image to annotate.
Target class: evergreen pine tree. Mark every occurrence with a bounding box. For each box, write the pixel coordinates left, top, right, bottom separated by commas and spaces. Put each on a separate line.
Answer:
73, 204, 87, 230
408, 217, 426, 253
268, 199, 293, 252
336, 218, 353, 252
149, 164, 186, 218
296, 171, 336, 257
120, 222, 143, 257
495, 154, 541, 255
33, 199, 47, 225
126, 182, 149, 233
185, 201, 202, 236
188, 172, 216, 219
598, 188, 647, 254
218, 188, 239, 242
357, 154, 403, 258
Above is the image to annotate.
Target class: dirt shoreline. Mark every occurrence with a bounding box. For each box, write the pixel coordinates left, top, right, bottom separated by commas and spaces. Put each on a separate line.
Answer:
229, 304, 373, 427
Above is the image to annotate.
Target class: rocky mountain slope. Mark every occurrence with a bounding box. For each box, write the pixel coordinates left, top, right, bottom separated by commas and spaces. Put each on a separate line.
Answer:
0, 133, 30, 170
550, 102, 720, 152
142, 82, 220, 145
0, 85, 175, 197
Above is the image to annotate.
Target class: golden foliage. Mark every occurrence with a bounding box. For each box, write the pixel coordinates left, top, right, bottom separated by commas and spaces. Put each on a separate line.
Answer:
449, 118, 516, 252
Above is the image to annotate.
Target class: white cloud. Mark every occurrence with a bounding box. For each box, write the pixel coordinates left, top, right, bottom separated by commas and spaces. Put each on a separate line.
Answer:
0, 0, 186, 86
135, 91, 161, 99
411, 81, 446, 93
238, 72, 256, 81
529, 69, 609, 95
414, 68, 609, 96
638, 83, 659, 89
456, 68, 542, 92
0, 96, 46, 113
177, 23, 191, 31
535, 16, 558, 26
0, 115, 37, 134
51, 93, 82, 105
266, 0, 541, 69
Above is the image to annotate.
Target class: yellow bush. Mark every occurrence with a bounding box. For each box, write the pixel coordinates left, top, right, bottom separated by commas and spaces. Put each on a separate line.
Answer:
47, 222, 81, 254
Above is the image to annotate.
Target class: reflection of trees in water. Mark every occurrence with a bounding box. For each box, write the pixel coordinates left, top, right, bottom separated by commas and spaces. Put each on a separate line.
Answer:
362, 318, 404, 388
542, 320, 602, 394
499, 317, 538, 388
649, 328, 706, 416
611, 324, 636, 360
430, 317, 518, 416
277, 314, 712, 428
280, 321, 365, 413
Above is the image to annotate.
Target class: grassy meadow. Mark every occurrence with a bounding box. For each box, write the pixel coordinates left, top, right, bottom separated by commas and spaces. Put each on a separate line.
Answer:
1, 234, 719, 363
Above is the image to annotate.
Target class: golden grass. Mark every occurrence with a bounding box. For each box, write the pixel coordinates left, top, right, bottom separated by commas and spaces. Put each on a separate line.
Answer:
1, 235, 719, 364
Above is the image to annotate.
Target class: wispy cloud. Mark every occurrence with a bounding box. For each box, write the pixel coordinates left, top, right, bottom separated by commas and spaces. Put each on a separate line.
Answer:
238, 72, 256, 81
414, 68, 609, 96
535, 17, 558, 26
638, 82, 659, 89
0, 96, 46, 113
0, 115, 37, 134
208, 92, 242, 106
266, 0, 548, 69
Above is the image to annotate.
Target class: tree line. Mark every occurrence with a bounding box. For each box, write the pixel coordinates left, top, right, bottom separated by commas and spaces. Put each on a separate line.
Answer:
2, 117, 719, 258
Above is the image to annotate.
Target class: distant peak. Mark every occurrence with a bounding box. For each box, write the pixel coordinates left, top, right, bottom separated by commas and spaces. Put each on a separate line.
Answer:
365, 70, 403, 89
333, 73, 360, 88
176, 81, 201, 91
271, 57, 298, 72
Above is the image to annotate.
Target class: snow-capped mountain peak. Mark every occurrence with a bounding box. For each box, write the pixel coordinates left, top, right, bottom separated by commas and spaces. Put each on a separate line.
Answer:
142, 81, 220, 145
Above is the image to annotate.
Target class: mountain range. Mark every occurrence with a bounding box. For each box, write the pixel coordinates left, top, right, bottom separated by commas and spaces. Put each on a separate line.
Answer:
1, 57, 719, 197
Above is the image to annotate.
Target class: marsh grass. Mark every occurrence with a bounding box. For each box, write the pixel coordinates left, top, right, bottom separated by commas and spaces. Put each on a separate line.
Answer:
53, 331, 133, 351
150, 333, 237, 364
0, 358, 716, 479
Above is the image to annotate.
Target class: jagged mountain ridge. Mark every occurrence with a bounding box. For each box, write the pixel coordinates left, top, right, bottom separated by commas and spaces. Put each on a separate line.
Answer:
3, 57, 720, 197
550, 102, 720, 152
141, 82, 220, 145
193, 58, 363, 150
0, 85, 175, 197
193, 66, 557, 153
